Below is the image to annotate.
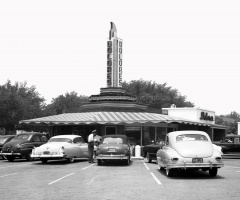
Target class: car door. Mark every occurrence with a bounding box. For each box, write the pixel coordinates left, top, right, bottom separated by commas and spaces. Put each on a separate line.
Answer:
73, 137, 89, 158
160, 135, 170, 166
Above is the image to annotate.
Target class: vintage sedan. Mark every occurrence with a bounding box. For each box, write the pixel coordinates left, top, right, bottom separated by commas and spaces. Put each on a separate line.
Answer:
213, 134, 240, 158
96, 135, 131, 165
1, 132, 48, 161
156, 131, 224, 177
0, 135, 16, 160
31, 135, 89, 163
143, 140, 165, 163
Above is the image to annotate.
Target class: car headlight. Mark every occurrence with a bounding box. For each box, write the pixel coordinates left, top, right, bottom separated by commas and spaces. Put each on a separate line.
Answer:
215, 157, 222, 162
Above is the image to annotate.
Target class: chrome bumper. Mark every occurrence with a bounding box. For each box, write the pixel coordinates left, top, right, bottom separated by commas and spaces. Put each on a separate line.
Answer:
96, 154, 129, 160
0, 152, 22, 156
31, 154, 66, 159
167, 162, 224, 169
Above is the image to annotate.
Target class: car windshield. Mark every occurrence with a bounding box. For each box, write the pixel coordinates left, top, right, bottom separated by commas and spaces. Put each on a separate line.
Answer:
49, 138, 73, 143
14, 134, 30, 140
102, 137, 123, 144
176, 134, 208, 142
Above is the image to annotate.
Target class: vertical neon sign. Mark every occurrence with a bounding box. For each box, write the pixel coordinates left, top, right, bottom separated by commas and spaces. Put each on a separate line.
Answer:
107, 22, 122, 87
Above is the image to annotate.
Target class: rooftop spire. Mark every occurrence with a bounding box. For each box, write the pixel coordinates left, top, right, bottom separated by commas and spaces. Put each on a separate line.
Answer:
109, 22, 117, 40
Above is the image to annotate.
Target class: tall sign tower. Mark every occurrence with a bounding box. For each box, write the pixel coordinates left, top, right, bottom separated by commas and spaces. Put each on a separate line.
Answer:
107, 22, 123, 87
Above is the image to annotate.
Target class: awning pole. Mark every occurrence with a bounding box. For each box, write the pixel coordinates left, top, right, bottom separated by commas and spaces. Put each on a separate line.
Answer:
141, 125, 143, 146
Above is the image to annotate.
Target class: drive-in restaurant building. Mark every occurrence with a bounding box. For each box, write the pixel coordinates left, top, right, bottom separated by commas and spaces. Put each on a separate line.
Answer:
19, 22, 227, 146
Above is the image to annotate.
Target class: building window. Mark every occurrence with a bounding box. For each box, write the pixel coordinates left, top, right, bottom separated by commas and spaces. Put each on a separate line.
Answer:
106, 126, 117, 135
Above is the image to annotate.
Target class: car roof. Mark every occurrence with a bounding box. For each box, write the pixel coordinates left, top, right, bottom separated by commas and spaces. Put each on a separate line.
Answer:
17, 132, 46, 136
51, 135, 82, 140
167, 131, 211, 143
168, 130, 208, 137
102, 134, 127, 138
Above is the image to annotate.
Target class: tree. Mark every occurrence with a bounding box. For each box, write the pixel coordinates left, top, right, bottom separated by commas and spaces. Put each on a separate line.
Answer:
216, 111, 240, 134
122, 79, 194, 112
44, 91, 89, 115
0, 80, 45, 132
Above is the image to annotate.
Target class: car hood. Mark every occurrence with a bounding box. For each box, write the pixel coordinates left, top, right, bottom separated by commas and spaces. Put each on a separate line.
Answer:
36, 142, 70, 152
173, 142, 213, 158
3, 139, 28, 147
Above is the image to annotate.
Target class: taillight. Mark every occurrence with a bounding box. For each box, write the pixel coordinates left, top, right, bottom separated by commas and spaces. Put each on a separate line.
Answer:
171, 158, 179, 162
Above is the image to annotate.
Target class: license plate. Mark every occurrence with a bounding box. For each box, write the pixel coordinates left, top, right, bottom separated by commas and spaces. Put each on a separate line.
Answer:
43, 151, 50, 155
192, 158, 203, 163
108, 148, 116, 152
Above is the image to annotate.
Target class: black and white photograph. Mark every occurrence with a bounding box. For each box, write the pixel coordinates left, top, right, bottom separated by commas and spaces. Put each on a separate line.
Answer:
0, 0, 240, 200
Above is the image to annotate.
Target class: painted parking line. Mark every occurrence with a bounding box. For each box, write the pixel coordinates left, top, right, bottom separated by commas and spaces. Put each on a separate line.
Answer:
0, 163, 31, 169
225, 166, 240, 169
143, 162, 150, 170
81, 163, 94, 170
0, 173, 17, 178
87, 174, 99, 185
48, 164, 94, 185
48, 173, 74, 185
150, 172, 162, 185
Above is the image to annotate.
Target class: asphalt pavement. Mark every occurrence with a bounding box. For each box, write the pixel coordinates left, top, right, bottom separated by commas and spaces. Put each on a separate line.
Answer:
0, 158, 239, 200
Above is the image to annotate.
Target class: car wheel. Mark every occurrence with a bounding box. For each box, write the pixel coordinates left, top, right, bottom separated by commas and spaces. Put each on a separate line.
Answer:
40, 159, 48, 164
146, 152, 152, 163
209, 168, 218, 177
6, 156, 14, 162
25, 153, 33, 161
67, 157, 75, 163
166, 168, 173, 177
125, 156, 130, 165
97, 159, 102, 166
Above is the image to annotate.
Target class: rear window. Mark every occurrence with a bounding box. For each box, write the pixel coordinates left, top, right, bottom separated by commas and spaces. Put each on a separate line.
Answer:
49, 138, 72, 143
102, 137, 123, 144
176, 134, 208, 142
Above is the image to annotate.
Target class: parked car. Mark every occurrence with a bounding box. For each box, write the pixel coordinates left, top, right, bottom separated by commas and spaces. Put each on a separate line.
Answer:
213, 134, 240, 158
156, 131, 224, 177
143, 140, 165, 163
0, 135, 16, 160
1, 132, 48, 162
96, 135, 131, 165
31, 135, 89, 163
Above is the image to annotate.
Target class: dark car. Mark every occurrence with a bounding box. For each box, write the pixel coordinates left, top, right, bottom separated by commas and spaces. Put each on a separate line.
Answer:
213, 134, 240, 158
96, 135, 131, 165
1, 132, 48, 162
142, 141, 165, 163
0, 135, 16, 160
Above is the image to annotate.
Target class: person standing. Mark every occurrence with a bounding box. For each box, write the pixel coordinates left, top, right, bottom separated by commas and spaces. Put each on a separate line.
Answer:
88, 130, 96, 163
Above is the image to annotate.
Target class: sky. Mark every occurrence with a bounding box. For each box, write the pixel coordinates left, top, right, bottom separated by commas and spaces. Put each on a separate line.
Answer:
0, 0, 240, 116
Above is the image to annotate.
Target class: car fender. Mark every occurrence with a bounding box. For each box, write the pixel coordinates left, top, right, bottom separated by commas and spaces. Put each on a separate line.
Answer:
157, 147, 180, 167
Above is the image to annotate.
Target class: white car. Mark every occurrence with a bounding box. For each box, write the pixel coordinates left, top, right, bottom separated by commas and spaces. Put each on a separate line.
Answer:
156, 131, 224, 177
31, 135, 89, 163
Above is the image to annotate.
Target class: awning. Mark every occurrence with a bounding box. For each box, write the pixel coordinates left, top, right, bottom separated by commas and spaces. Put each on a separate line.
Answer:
19, 112, 213, 127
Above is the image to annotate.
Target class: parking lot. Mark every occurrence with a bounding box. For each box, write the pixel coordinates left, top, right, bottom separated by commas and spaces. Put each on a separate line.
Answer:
0, 158, 240, 200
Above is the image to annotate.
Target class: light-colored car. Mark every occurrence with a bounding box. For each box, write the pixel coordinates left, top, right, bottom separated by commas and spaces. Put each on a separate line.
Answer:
156, 131, 224, 177
31, 135, 89, 163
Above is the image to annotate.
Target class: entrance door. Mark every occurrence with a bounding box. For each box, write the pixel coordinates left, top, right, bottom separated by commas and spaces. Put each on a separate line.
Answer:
105, 126, 117, 135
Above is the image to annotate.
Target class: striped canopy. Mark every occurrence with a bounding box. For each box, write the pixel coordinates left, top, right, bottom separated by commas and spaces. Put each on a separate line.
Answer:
19, 112, 212, 126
